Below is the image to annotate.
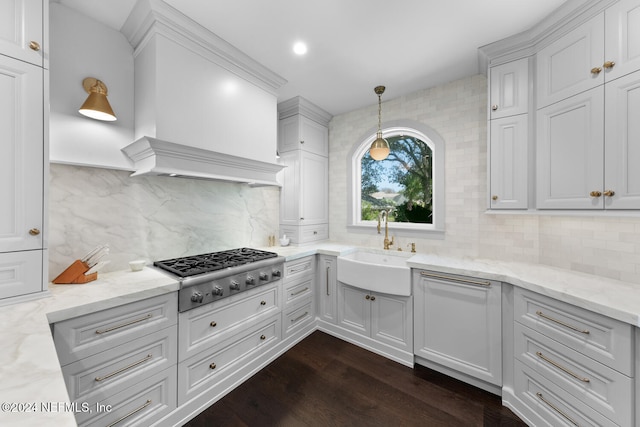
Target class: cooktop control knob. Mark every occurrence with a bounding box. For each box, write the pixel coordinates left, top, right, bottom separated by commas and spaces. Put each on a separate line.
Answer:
272, 269, 281, 278
259, 272, 269, 281
230, 280, 240, 291
246, 276, 255, 285
190, 291, 203, 303
213, 285, 223, 296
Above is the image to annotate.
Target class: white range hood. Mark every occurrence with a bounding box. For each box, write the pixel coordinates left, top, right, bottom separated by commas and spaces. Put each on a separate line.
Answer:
122, 137, 284, 186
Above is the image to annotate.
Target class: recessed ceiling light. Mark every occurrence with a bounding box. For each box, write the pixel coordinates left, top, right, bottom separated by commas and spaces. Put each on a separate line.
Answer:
293, 42, 307, 55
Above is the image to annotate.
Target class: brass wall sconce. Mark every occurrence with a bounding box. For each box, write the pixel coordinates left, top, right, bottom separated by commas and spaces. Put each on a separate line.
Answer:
369, 85, 389, 161
78, 77, 117, 121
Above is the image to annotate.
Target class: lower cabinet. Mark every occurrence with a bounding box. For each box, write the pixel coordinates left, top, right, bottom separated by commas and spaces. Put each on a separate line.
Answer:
53, 293, 178, 426
336, 282, 413, 364
413, 270, 502, 392
316, 255, 337, 324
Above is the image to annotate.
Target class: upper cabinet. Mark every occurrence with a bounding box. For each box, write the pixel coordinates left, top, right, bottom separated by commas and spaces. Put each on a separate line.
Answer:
279, 115, 328, 157
0, 0, 46, 68
484, 0, 640, 212
490, 58, 529, 119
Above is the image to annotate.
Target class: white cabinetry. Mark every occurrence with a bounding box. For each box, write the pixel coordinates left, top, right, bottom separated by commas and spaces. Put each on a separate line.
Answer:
53, 293, 178, 426
316, 255, 337, 324
278, 97, 331, 244
509, 287, 634, 427
488, 58, 529, 209
0, 1, 47, 302
281, 256, 315, 341
0, 0, 46, 67
413, 270, 502, 393
336, 282, 413, 365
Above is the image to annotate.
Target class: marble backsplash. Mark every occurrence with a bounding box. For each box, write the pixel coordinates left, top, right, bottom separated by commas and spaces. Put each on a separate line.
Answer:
48, 164, 280, 280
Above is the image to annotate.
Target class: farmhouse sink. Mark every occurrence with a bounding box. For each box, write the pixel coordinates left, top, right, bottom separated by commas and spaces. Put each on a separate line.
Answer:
337, 250, 411, 296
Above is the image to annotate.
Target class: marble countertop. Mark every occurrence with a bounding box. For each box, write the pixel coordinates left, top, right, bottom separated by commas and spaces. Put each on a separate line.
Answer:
2, 243, 640, 426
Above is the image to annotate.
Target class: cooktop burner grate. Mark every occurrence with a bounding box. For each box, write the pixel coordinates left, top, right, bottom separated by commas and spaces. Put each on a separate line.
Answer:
154, 247, 278, 278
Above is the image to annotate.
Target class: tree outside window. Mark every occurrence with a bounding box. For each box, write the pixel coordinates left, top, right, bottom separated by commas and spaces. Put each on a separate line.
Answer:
361, 135, 433, 224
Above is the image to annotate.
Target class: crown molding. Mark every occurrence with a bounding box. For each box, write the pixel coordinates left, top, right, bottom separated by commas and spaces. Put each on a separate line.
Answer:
277, 96, 333, 126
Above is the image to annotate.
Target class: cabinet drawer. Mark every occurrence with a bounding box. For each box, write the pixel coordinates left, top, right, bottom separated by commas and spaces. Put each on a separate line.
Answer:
300, 224, 328, 243
54, 293, 177, 365
515, 322, 632, 426
283, 256, 315, 282
514, 359, 617, 427
283, 275, 313, 307
76, 366, 177, 427
178, 314, 281, 404
179, 283, 279, 360
63, 327, 177, 402
514, 288, 633, 374
283, 299, 314, 337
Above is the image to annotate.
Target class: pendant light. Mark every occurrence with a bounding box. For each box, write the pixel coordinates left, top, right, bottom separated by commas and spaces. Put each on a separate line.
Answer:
79, 77, 117, 121
369, 85, 389, 161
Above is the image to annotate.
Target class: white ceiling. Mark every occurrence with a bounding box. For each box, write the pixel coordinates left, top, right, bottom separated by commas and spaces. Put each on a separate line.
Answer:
56, 0, 567, 116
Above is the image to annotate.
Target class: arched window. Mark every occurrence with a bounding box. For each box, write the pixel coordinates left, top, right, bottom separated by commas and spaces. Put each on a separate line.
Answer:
348, 121, 445, 236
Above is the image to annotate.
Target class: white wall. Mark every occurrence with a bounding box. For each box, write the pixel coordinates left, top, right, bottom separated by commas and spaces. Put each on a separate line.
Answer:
49, 3, 134, 170
328, 75, 640, 284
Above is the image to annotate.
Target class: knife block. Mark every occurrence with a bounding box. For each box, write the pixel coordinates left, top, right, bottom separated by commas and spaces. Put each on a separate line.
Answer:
52, 259, 98, 284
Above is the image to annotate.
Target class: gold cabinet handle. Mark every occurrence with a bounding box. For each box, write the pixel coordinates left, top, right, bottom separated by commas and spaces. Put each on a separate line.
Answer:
536, 310, 590, 334
210, 321, 217, 327
291, 311, 309, 323
603, 60, 616, 69
29, 41, 40, 51
365, 295, 370, 300
291, 287, 309, 296
326, 265, 330, 296
260, 334, 266, 340
105, 400, 152, 427
95, 314, 152, 334
260, 300, 266, 306
591, 66, 602, 75
491, 105, 498, 111
370, 295, 376, 301
95, 354, 152, 382
420, 271, 491, 287
536, 393, 579, 426
589, 190, 602, 197
29, 228, 40, 235
491, 195, 498, 201
536, 351, 590, 383
300, 140, 305, 144
209, 362, 216, 369
603, 190, 615, 197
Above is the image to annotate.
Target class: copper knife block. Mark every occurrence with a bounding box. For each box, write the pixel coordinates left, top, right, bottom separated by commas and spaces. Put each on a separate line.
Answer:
52, 259, 98, 284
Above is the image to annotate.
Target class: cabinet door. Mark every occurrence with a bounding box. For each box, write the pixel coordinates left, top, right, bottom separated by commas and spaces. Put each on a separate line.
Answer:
278, 151, 300, 225
0, 0, 44, 67
414, 271, 502, 386
604, 0, 640, 82
536, 87, 604, 209
337, 283, 369, 335
317, 255, 337, 323
300, 151, 328, 225
278, 115, 328, 156
370, 293, 412, 352
489, 115, 528, 209
489, 58, 529, 119
536, 13, 604, 109
0, 55, 43, 253
604, 70, 640, 209
0, 250, 42, 299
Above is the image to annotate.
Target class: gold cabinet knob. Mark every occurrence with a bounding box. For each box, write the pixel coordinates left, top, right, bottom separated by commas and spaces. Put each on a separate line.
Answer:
491, 195, 498, 201
591, 67, 602, 75
370, 296, 376, 301
29, 228, 40, 235
209, 362, 217, 369
365, 295, 370, 300
491, 105, 498, 111
589, 190, 602, 197
29, 41, 40, 51
210, 321, 217, 327
260, 300, 266, 306
603, 61, 616, 69
300, 140, 305, 144
603, 190, 615, 197
260, 334, 266, 340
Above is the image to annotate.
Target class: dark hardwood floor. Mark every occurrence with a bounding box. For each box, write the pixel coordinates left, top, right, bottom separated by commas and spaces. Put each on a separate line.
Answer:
183, 331, 526, 427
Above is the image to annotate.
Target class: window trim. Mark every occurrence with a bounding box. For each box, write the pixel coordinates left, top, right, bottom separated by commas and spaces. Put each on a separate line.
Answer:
347, 119, 445, 238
